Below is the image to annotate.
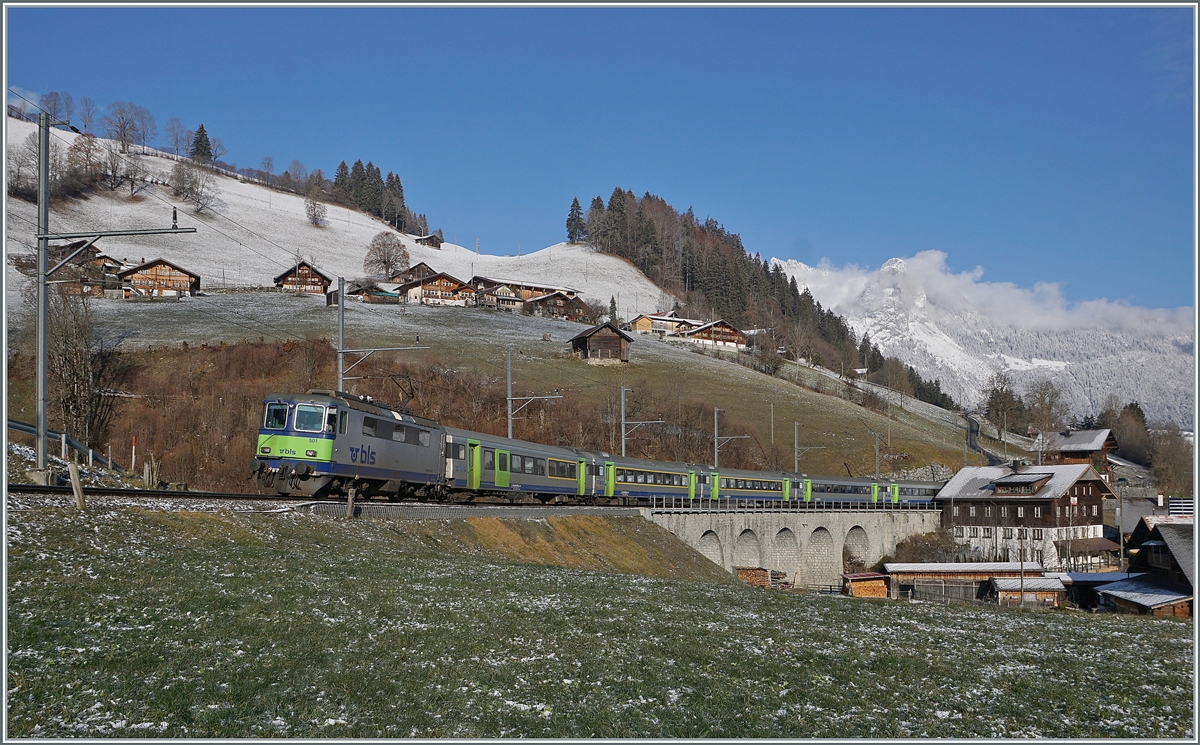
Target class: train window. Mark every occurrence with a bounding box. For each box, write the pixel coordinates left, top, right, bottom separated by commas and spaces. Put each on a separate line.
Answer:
392, 426, 406, 443
483, 449, 495, 471
325, 409, 337, 433
636, 472, 645, 484
498, 452, 508, 472
737, 480, 746, 489
419, 430, 430, 447
455, 443, 466, 459
534, 459, 545, 476
264, 403, 289, 430
338, 411, 347, 435
567, 462, 577, 479
362, 417, 378, 438
295, 404, 325, 433
511, 455, 523, 473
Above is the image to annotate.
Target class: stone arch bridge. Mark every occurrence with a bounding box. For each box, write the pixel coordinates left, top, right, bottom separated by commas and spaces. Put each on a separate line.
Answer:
644, 505, 942, 589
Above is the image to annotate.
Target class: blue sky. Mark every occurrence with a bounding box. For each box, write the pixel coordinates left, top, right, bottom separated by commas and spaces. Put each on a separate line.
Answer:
6, 5, 1195, 309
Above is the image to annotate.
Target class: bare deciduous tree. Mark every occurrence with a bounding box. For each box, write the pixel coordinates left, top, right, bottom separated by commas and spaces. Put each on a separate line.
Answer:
287, 159, 308, 182
102, 142, 125, 190
133, 105, 157, 153
260, 156, 273, 184
362, 231, 409, 279
103, 101, 140, 153
304, 193, 327, 227
60, 90, 73, 121
210, 137, 227, 165
164, 117, 188, 156
77, 96, 97, 132
66, 133, 102, 181
39, 91, 63, 120
171, 161, 222, 212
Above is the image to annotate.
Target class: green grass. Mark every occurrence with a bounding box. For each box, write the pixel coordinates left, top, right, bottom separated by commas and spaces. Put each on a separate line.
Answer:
6, 507, 1192, 737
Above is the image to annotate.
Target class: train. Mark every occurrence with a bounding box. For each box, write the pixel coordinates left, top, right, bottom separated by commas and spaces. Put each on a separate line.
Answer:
249, 390, 944, 506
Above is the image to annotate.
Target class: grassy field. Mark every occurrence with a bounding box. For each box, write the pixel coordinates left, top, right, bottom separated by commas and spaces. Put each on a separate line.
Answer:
6, 506, 1193, 738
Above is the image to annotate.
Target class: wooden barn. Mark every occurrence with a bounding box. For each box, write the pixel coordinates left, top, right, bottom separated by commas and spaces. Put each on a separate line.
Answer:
629, 311, 708, 337
990, 576, 1066, 609
470, 275, 579, 301
274, 261, 332, 295
523, 291, 592, 322
884, 562, 1046, 601
568, 322, 633, 364
393, 272, 474, 306
414, 234, 444, 249
117, 258, 200, 298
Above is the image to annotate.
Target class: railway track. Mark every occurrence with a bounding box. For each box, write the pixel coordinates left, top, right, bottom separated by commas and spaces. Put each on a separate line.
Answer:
5, 483, 335, 502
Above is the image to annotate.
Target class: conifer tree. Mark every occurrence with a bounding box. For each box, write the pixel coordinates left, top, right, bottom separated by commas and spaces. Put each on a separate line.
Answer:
189, 124, 212, 162
333, 160, 350, 196
609, 296, 618, 323
566, 197, 586, 243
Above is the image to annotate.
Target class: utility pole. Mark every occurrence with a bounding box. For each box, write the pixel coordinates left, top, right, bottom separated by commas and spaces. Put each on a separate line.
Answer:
794, 421, 799, 472
506, 345, 561, 439
620, 386, 663, 457
336, 276, 427, 393
34, 113, 195, 472
712, 407, 749, 469
770, 403, 774, 446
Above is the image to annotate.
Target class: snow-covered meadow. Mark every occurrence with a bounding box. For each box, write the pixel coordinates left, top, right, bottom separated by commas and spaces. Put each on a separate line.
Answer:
6, 505, 1193, 738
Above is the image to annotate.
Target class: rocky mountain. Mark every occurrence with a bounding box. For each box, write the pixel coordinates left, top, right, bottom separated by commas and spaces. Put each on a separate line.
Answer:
772, 252, 1194, 428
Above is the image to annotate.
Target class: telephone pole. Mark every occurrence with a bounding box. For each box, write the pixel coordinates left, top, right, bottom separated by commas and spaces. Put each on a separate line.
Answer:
712, 407, 749, 469
620, 386, 662, 457
506, 345, 561, 439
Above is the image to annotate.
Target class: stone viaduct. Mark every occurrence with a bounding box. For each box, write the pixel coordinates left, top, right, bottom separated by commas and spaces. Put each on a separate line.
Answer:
643, 506, 942, 588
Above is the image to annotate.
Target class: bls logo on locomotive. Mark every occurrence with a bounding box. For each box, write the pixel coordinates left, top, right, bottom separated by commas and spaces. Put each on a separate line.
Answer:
349, 444, 376, 465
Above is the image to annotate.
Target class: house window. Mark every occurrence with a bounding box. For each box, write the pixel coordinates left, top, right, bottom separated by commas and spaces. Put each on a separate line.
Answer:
1003, 528, 1014, 539
1017, 506, 1025, 518
1032, 529, 1044, 540
953, 505, 959, 517
1056, 505, 1060, 518
1001, 505, 1008, 518
969, 527, 979, 538
983, 527, 993, 538
969, 505, 976, 517
1034, 506, 1042, 518
1018, 528, 1028, 539
954, 526, 964, 537
985, 505, 992, 517
1091, 505, 1097, 517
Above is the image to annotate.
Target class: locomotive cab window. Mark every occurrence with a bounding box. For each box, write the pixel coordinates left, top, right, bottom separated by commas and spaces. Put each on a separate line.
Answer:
325, 409, 337, 433
295, 404, 325, 433
264, 403, 289, 430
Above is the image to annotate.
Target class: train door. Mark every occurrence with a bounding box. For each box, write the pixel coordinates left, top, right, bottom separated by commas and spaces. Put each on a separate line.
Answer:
604, 461, 615, 497
467, 440, 481, 490
803, 478, 812, 502
687, 470, 696, 500
870, 482, 879, 503
889, 483, 900, 504
496, 449, 510, 488
711, 472, 720, 500
576, 459, 586, 496
783, 477, 791, 502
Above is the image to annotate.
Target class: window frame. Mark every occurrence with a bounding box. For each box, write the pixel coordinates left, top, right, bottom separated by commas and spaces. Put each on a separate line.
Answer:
264, 403, 289, 430
294, 404, 326, 433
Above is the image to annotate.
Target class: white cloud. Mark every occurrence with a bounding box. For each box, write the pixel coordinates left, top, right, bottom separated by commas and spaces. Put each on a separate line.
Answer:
774, 250, 1193, 333
6, 86, 41, 112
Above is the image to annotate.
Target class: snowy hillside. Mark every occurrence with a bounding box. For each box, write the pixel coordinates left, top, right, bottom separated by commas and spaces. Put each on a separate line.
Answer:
773, 252, 1194, 427
4, 117, 671, 319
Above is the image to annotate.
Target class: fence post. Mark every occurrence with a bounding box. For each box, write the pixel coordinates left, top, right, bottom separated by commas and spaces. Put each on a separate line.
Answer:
346, 487, 356, 518
67, 462, 86, 510
61, 432, 67, 460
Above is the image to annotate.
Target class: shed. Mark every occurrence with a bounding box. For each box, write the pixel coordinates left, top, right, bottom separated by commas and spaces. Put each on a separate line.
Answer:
1043, 571, 1146, 610
523, 291, 592, 322
414, 234, 444, 249
568, 322, 633, 364
1096, 575, 1193, 617
884, 562, 1045, 600
842, 572, 889, 598
117, 258, 200, 298
990, 576, 1066, 608
273, 260, 332, 295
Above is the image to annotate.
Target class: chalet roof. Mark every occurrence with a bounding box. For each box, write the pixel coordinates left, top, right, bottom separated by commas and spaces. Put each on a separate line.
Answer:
272, 260, 331, 284
884, 562, 1045, 574
470, 275, 578, 294
392, 271, 469, 293
1120, 498, 1170, 533
526, 291, 573, 303
631, 312, 707, 325
1032, 429, 1114, 453
936, 464, 1112, 501
1096, 575, 1193, 609
991, 577, 1066, 592
568, 321, 634, 344
668, 319, 743, 337
1155, 523, 1194, 588
117, 257, 200, 280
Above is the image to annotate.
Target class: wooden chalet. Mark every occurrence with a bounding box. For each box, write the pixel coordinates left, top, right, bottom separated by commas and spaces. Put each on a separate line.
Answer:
937, 464, 1117, 571
414, 234, 444, 249
668, 319, 747, 350
1032, 429, 1118, 480
475, 283, 522, 312
629, 310, 708, 337
273, 260, 332, 295
393, 272, 474, 306
1097, 523, 1193, 617
389, 261, 438, 283
523, 291, 592, 322
117, 258, 200, 298
841, 572, 889, 598
568, 321, 633, 364
469, 275, 579, 301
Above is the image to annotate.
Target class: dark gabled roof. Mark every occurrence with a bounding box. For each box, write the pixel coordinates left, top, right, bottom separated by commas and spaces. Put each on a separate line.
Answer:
1096, 574, 1193, 609
1155, 523, 1194, 589
1033, 429, 1115, 453
393, 271, 469, 293
117, 257, 200, 280
568, 321, 634, 344
272, 260, 331, 284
